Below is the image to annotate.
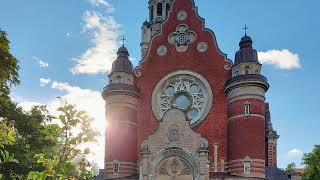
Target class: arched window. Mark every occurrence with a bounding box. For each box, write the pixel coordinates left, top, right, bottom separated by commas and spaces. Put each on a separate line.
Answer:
244, 66, 250, 75
116, 76, 121, 83
166, 4, 170, 17
244, 162, 251, 174
150, 6, 154, 20
244, 104, 251, 115
157, 3, 163, 16
234, 71, 239, 77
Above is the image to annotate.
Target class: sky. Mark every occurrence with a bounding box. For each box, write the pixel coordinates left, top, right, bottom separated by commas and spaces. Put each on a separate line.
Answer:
0, 0, 319, 169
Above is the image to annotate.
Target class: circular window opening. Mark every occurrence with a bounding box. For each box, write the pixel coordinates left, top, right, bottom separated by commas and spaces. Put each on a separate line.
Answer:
188, 108, 199, 118
189, 84, 200, 93
174, 94, 191, 110
165, 86, 175, 96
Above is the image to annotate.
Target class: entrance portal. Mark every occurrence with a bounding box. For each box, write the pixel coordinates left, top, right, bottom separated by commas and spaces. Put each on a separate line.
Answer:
155, 156, 193, 180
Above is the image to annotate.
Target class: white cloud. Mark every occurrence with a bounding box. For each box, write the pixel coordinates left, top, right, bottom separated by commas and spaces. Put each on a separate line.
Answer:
71, 10, 121, 75
279, 148, 304, 168
33, 56, 49, 68
18, 101, 43, 112
40, 78, 51, 87
258, 49, 301, 70
89, 0, 114, 12
287, 149, 304, 159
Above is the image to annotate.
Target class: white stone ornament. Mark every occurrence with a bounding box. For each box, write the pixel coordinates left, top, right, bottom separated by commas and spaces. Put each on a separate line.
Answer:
168, 24, 196, 52
224, 60, 233, 70
157, 45, 168, 56
177, 10, 188, 21
197, 42, 208, 52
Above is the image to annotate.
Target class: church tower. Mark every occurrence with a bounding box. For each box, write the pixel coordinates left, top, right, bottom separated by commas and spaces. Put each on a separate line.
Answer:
102, 46, 140, 178
265, 103, 279, 167
140, 0, 172, 59
225, 34, 270, 178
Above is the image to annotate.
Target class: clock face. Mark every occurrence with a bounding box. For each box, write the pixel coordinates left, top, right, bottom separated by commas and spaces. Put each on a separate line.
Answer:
152, 70, 213, 127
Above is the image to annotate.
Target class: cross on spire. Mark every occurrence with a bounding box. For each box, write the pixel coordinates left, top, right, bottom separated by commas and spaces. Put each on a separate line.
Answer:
121, 36, 126, 47
243, 24, 248, 36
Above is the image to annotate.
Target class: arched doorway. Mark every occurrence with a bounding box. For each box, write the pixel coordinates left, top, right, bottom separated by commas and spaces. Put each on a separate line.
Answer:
155, 156, 193, 180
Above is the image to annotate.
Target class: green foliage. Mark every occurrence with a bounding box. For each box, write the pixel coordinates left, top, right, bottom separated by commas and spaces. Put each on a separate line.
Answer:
0, 105, 58, 177
302, 145, 320, 180
0, 122, 19, 179
28, 102, 100, 179
284, 162, 296, 174
0, 29, 20, 97
0, 29, 99, 179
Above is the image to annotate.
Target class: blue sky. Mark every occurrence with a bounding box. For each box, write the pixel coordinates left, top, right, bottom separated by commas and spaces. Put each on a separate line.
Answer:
0, 0, 319, 169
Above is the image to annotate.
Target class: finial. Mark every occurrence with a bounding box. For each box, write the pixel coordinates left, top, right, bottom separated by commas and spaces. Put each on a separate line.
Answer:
121, 36, 126, 47
242, 24, 248, 36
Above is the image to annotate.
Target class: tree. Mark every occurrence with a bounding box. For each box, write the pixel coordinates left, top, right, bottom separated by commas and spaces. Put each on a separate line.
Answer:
0, 29, 20, 97
302, 145, 320, 180
284, 162, 296, 174
28, 101, 100, 180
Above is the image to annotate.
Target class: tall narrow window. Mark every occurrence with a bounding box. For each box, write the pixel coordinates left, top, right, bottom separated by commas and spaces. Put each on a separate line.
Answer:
234, 71, 239, 77
157, 3, 163, 16
244, 162, 251, 174
150, 6, 154, 20
166, 4, 170, 17
113, 162, 120, 174
245, 104, 251, 115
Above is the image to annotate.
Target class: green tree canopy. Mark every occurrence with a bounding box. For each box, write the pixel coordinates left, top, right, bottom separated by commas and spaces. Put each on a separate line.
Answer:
0, 29, 19, 97
284, 162, 296, 174
302, 145, 320, 180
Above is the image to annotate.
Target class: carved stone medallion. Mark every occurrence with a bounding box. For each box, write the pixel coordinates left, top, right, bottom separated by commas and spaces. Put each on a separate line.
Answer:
177, 10, 187, 21
157, 45, 168, 56
197, 42, 208, 53
168, 125, 182, 142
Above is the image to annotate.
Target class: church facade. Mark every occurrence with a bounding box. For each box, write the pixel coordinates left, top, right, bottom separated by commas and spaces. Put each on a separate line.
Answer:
101, 0, 280, 179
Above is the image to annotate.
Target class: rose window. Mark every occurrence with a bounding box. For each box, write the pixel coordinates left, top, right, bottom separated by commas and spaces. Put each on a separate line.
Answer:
152, 70, 213, 127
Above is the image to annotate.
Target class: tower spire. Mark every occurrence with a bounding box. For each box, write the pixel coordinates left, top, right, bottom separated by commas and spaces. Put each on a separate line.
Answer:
121, 36, 126, 47
242, 24, 248, 36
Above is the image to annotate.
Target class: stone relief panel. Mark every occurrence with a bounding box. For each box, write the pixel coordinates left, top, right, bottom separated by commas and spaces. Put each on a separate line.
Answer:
156, 156, 193, 180
139, 109, 210, 180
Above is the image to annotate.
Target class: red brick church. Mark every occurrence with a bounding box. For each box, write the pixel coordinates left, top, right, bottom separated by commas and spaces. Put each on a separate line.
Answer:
100, 0, 285, 179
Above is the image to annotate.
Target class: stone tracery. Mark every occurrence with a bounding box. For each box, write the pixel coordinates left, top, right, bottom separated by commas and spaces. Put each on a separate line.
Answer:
153, 71, 213, 127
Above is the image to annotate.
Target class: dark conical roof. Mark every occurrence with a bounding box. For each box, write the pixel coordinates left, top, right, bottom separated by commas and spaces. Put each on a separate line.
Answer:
111, 46, 133, 74
234, 35, 259, 65
143, 20, 150, 27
